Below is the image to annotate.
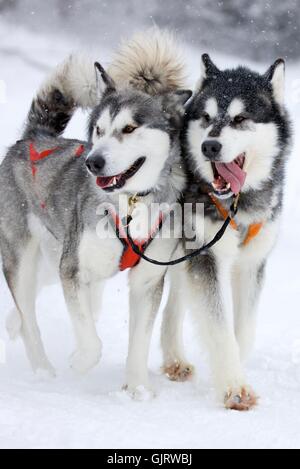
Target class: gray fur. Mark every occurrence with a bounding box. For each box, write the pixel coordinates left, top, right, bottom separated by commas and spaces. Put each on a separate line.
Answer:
0, 34, 190, 385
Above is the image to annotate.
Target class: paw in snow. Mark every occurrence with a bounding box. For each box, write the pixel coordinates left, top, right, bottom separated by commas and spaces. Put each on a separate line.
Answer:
31, 355, 56, 378
224, 386, 258, 411
163, 361, 194, 382
34, 366, 56, 380
122, 384, 156, 402
69, 344, 102, 374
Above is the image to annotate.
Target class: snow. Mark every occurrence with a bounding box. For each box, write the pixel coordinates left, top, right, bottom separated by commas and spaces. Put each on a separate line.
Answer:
0, 21, 300, 449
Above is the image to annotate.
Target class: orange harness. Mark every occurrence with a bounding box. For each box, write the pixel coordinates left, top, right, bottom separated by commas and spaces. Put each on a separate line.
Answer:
109, 209, 164, 271
209, 194, 263, 246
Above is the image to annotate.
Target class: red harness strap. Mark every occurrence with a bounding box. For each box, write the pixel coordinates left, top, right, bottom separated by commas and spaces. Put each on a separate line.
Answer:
109, 209, 164, 271
29, 142, 85, 208
29, 142, 85, 177
29, 143, 60, 177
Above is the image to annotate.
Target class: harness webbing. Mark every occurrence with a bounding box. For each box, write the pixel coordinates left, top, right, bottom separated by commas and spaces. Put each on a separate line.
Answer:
209, 193, 263, 246
109, 209, 164, 271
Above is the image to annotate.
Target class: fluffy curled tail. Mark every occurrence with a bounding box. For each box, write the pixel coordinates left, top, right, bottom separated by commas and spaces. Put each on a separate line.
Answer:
23, 54, 97, 139
23, 28, 186, 138
109, 28, 186, 95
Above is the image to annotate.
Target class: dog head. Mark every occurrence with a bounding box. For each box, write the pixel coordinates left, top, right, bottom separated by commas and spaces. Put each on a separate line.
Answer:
86, 63, 191, 194
186, 55, 289, 199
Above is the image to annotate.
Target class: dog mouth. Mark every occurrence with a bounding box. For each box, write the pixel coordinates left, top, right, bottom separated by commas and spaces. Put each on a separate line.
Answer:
96, 157, 146, 192
211, 154, 247, 199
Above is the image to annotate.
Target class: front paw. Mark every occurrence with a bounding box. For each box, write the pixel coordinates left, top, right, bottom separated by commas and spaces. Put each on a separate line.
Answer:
163, 361, 194, 382
70, 344, 102, 374
224, 386, 258, 411
122, 384, 155, 401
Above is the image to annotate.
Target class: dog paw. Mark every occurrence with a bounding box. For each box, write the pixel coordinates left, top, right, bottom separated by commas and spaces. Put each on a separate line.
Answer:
122, 384, 155, 401
224, 387, 258, 411
70, 345, 102, 374
34, 365, 56, 379
164, 361, 194, 382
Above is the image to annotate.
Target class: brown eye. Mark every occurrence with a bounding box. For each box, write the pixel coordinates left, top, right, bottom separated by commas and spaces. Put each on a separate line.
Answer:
234, 115, 247, 125
123, 125, 137, 134
203, 113, 211, 124
96, 126, 102, 137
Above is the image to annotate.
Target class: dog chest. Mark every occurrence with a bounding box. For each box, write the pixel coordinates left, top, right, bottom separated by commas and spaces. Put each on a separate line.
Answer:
79, 229, 124, 281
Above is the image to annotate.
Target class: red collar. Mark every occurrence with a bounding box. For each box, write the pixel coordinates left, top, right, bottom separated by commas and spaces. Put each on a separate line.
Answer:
109, 209, 164, 271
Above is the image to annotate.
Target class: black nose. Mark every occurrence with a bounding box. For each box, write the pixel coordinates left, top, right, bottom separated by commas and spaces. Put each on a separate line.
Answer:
202, 140, 222, 160
86, 155, 106, 175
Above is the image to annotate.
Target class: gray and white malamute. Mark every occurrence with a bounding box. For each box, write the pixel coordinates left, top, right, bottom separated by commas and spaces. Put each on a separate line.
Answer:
0, 30, 192, 398
161, 55, 292, 410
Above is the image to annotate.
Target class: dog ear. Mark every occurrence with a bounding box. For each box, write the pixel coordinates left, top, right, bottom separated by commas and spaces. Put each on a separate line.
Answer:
265, 59, 285, 106
201, 54, 220, 77
197, 54, 220, 91
94, 62, 116, 98
172, 89, 193, 105
162, 89, 192, 112
161, 90, 192, 130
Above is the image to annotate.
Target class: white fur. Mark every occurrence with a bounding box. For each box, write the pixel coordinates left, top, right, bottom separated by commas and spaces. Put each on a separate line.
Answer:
228, 98, 245, 118
205, 98, 218, 119
38, 54, 98, 109
89, 109, 171, 194
271, 62, 285, 106
161, 253, 191, 369
14, 236, 55, 376
188, 115, 280, 191
163, 211, 279, 401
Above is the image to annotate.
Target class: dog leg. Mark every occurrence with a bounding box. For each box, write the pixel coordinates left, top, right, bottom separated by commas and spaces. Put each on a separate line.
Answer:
161, 267, 194, 382
125, 269, 165, 399
90, 280, 105, 323
2, 236, 55, 375
60, 255, 102, 374
189, 254, 257, 411
233, 262, 266, 361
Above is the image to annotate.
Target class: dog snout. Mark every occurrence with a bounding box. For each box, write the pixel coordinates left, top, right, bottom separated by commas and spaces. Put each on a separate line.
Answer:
202, 140, 222, 160
86, 154, 106, 175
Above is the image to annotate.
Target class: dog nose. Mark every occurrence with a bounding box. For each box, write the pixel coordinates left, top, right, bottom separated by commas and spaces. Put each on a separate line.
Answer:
202, 140, 222, 160
86, 154, 106, 175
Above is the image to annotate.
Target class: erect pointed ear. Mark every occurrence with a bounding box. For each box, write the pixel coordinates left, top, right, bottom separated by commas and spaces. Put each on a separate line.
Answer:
201, 54, 220, 77
197, 54, 220, 91
162, 89, 192, 112
173, 89, 193, 105
161, 90, 192, 129
94, 62, 116, 98
265, 58, 285, 106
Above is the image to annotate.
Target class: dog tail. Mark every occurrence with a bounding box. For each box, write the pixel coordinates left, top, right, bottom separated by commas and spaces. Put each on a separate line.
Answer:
23, 54, 97, 139
109, 28, 186, 95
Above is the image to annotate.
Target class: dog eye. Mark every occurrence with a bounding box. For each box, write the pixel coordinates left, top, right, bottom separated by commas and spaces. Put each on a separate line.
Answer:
123, 125, 137, 134
233, 115, 247, 125
202, 113, 211, 124
96, 126, 103, 137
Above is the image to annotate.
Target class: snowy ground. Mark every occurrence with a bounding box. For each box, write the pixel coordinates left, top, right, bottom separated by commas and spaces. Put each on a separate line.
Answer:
0, 21, 300, 449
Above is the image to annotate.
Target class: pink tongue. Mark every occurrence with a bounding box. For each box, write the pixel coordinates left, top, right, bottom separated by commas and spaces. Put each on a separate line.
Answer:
96, 176, 114, 189
215, 161, 247, 195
